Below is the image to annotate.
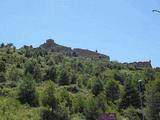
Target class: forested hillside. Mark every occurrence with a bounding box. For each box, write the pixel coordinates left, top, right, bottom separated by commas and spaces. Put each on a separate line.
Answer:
0, 40, 160, 120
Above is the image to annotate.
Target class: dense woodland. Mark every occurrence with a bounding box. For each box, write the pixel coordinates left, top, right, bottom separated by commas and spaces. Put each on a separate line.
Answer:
0, 40, 160, 120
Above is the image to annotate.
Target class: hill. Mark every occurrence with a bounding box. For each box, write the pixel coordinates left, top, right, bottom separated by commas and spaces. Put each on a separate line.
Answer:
0, 40, 159, 120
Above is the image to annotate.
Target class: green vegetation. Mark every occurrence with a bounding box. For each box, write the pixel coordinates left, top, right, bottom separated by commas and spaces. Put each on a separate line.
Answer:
0, 40, 159, 120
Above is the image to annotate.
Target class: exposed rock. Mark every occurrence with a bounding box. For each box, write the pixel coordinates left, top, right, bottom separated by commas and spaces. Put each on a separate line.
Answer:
39, 39, 110, 60
40, 39, 73, 54
40, 39, 57, 49
73, 48, 110, 60
123, 60, 152, 69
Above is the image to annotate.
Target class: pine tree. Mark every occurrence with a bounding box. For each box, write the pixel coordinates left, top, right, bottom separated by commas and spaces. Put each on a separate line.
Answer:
18, 74, 39, 107
145, 79, 160, 120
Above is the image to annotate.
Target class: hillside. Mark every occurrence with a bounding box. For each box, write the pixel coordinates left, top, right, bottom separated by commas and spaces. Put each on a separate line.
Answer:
0, 40, 159, 120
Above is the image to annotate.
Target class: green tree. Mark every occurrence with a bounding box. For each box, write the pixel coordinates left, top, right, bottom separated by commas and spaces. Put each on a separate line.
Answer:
0, 72, 6, 82
92, 79, 103, 96
40, 108, 55, 120
119, 79, 140, 109
44, 66, 56, 81
6, 48, 11, 54
6, 66, 21, 81
114, 71, 126, 84
24, 47, 32, 58
18, 74, 39, 107
41, 81, 57, 111
55, 102, 71, 120
124, 107, 141, 120
58, 70, 70, 85
145, 79, 160, 120
0, 61, 6, 72
71, 113, 86, 120
24, 59, 42, 82
144, 68, 155, 83
41, 81, 71, 120
70, 73, 77, 84
105, 80, 120, 102
72, 93, 86, 113
57, 88, 72, 110
84, 96, 101, 120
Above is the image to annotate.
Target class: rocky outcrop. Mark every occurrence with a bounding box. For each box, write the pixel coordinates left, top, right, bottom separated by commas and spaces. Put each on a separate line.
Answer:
73, 48, 110, 60
39, 39, 110, 60
123, 61, 152, 69
40, 39, 59, 49
40, 39, 72, 53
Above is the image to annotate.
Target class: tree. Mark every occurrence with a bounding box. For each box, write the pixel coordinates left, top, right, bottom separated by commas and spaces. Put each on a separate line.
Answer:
92, 79, 103, 96
0, 43, 5, 48
13, 46, 16, 52
0, 61, 6, 72
24, 60, 35, 74
6, 48, 11, 54
18, 74, 39, 107
124, 107, 141, 120
119, 79, 140, 109
57, 88, 72, 109
41, 81, 71, 120
0, 72, 6, 82
6, 66, 21, 81
6, 43, 13, 48
72, 51, 78, 57
145, 79, 160, 120
72, 93, 86, 113
24, 47, 32, 58
58, 70, 70, 85
71, 113, 86, 120
144, 68, 155, 83
24, 59, 42, 82
114, 71, 125, 84
70, 73, 77, 84
84, 96, 101, 120
40, 108, 55, 120
41, 81, 57, 111
44, 66, 56, 81
55, 102, 71, 120
105, 80, 120, 102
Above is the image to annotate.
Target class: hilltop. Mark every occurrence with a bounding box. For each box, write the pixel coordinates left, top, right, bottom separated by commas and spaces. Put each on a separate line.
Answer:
40, 39, 152, 69
40, 39, 110, 60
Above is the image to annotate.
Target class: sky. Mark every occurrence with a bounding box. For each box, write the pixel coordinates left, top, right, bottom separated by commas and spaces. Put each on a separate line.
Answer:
0, 0, 160, 67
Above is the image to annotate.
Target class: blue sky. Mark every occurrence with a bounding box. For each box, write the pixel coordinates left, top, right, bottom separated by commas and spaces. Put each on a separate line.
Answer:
0, 0, 160, 67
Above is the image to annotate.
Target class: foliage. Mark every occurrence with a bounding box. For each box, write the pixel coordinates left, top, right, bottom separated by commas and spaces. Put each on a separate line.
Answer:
58, 69, 70, 85
0, 41, 159, 120
0, 60, 6, 72
44, 66, 57, 81
6, 65, 22, 82
24, 59, 42, 82
119, 79, 140, 109
18, 74, 39, 107
123, 107, 141, 120
145, 79, 160, 120
0, 97, 40, 120
105, 80, 120, 102
0, 72, 6, 82
41, 80, 57, 110
92, 79, 103, 96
